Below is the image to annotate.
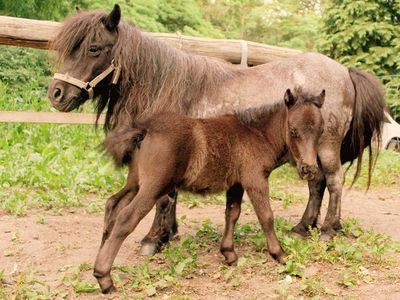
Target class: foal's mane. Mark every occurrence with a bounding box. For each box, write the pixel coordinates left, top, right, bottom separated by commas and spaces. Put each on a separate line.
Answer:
235, 88, 320, 127
52, 11, 242, 130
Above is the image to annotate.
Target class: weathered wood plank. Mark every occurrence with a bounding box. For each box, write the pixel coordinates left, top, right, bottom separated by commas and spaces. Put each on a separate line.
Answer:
0, 16, 301, 65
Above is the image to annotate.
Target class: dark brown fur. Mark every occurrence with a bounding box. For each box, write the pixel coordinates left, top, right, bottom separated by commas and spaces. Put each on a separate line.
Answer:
94, 89, 325, 293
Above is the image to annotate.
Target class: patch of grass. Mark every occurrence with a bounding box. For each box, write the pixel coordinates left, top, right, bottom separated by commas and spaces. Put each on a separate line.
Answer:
0, 123, 126, 215
1, 269, 68, 299
43, 217, 399, 298
344, 149, 400, 189
62, 266, 99, 294
178, 191, 225, 208
270, 190, 306, 208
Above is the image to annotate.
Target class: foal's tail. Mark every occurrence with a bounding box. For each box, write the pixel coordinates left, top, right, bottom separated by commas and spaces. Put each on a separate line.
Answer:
341, 67, 386, 187
104, 127, 147, 168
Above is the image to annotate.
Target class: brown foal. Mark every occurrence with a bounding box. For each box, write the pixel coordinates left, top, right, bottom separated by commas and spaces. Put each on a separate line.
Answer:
94, 88, 325, 293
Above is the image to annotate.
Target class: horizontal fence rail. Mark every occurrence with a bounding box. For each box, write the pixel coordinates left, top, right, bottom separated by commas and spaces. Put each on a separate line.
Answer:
0, 16, 301, 65
0, 15, 301, 124
0, 111, 104, 124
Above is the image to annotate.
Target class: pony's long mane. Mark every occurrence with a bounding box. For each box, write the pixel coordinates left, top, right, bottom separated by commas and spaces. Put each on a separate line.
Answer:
52, 11, 241, 130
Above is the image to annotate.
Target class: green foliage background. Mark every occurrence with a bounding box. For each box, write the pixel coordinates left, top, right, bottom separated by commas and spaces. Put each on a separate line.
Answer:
1, 0, 398, 118
0, 0, 399, 214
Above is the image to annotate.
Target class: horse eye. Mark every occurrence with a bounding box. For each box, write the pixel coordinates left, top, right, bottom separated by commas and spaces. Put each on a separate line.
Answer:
89, 46, 100, 55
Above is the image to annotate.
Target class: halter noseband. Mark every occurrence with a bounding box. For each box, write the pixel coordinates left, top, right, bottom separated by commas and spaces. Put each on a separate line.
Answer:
52, 60, 121, 99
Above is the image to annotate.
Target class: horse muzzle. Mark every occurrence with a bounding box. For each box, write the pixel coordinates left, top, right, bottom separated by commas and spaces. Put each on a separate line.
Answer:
48, 79, 83, 112
297, 163, 319, 181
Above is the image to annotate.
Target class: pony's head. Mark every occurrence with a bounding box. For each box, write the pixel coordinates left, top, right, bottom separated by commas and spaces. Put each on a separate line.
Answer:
48, 5, 121, 112
284, 88, 325, 181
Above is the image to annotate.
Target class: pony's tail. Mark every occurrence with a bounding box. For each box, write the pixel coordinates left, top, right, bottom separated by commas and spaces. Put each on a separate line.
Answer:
341, 67, 386, 188
104, 127, 147, 168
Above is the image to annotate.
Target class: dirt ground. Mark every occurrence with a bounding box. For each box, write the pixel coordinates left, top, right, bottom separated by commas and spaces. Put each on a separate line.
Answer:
1, 187, 399, 299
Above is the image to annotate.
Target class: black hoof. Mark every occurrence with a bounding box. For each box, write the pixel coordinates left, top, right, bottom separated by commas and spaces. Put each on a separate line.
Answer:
271, 250, 286, 264
102, 285, 116, 294
140, 241, 161, 256
291, 224, 310, 237
320, 227, 337, 241
222, 251, 238, 266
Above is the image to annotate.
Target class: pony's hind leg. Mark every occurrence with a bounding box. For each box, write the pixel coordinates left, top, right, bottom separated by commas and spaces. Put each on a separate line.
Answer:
220, 183, 244, 265
243, 181, 285, 263
140, 190, 178, 255
292, 170, 326, 237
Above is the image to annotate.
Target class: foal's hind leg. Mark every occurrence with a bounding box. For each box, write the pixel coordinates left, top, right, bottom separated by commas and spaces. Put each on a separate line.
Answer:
292, 170, 326, 236
139, 190, 178, 255
102, 166, 140, 246
101, 189, 138, 246
220, 184, 244, 265
94, 186, 163, 293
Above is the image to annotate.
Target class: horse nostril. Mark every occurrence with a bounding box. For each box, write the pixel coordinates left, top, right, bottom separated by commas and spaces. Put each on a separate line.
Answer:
53, 88, 63, 101
301, 165, 308, 174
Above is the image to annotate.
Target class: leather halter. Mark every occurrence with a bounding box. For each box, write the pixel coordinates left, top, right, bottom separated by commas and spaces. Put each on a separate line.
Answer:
52, 60, 121, 99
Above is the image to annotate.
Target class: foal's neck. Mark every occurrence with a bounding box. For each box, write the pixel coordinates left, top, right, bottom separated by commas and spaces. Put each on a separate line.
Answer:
258, 108, 288, 162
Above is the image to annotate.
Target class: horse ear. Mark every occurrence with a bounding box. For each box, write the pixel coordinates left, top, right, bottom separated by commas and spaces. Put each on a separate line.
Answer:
315, 89, 325, 108
284, 89, 296, 108
75, 5, 81, 13
104, 4, 121, 31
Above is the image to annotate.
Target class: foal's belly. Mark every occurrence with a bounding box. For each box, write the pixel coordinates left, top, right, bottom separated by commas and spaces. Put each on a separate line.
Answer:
180, 171, 233, 194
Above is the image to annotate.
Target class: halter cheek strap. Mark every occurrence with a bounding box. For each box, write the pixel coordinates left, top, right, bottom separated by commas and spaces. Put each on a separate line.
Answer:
53, 60, 121, 99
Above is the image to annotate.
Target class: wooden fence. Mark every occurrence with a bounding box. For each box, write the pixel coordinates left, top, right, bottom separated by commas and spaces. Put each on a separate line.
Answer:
0, 15, 301, 125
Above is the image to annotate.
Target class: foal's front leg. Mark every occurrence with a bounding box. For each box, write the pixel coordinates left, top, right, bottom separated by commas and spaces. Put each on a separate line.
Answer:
220, 184, 244, 265
94, 188, 160, 294
244, 181, 285, 263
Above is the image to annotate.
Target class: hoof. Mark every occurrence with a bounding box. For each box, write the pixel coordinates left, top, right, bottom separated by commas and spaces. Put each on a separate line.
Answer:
102, 285, 116, 294
222, 251, 238, 266
320, 227, 337, 241
271, 251, 286, 264
289, 230, 307, 239
140, 241, 160, 256
291, 223, 312, 237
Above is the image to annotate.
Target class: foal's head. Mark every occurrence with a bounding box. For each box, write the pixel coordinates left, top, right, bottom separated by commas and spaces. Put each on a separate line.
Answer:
284, 88, 325, 181
48, 5, 121, 111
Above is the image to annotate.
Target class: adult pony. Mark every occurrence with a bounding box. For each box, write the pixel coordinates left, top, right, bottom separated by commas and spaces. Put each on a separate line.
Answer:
47, 5, 386, 255
95, 88, 325, 293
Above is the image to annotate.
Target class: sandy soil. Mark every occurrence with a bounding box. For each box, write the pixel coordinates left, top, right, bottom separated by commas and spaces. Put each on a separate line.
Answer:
0, 187, 399, 299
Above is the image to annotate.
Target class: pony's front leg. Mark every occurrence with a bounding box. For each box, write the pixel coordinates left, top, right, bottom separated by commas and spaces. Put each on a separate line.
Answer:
292, 170, 326, 236
140, 190, 178, 255
319, 148, 344, 238
220, 184, 244, 265
94, 189, 159, 294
